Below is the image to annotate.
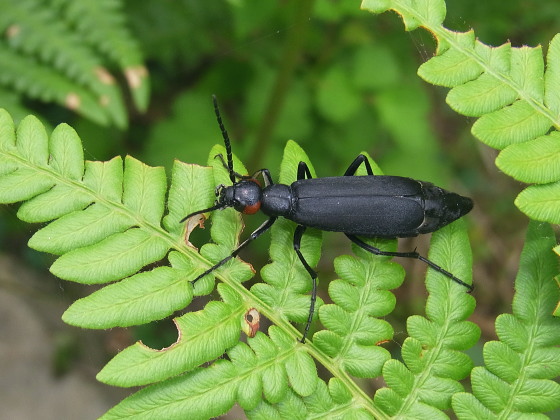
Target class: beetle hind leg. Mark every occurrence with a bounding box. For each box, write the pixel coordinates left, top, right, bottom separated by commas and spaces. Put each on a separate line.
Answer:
294, 161, 319, 343
297, 161, 313, 180
346, 234, 474, 292
344, 154, 374, 176
293, 224, 318, 343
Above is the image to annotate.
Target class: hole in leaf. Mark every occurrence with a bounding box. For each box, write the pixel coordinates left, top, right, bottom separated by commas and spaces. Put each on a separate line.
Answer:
133, 317, 178, 350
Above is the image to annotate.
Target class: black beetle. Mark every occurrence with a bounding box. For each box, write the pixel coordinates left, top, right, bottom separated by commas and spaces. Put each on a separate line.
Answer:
182, 96, 474, 343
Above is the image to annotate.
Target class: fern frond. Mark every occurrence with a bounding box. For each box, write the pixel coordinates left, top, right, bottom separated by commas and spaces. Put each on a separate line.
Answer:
0, 44, 110, 126
1, 0, 127, 128
314, 237, 401, 377
361, 0, 560, 225
0, 109, 244, 331
100, 326, 319, 419
453, 222, 560, 418
0, 108, 479, 418
0, 0, 148, 125
52, 0, 150, 112
374, 219, 479, 417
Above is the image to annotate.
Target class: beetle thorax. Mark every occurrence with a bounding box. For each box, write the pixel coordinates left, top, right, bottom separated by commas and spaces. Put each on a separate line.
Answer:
261, 184, 292, 217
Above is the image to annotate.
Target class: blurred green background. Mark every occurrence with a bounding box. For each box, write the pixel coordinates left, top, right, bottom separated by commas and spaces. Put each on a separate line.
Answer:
0, 0, 558, 417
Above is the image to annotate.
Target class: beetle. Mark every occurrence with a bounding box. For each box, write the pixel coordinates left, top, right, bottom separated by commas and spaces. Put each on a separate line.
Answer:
182, 96, 474, 343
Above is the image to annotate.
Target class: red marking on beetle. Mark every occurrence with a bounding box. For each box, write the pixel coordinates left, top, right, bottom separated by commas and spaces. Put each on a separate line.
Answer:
243, 201, 261, 214
242, 178, 262, 214
249, 178, 261, 187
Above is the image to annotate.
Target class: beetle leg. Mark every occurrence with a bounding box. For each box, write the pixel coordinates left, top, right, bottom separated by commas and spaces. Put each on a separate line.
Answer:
214, 153, 247, 180
294, 162, 318, 342
251, 168, 274, 186
293, 224, 318, 343
344, 154, 374, 176
297, 161, 313, 180
345, 234, 474, 292
190, 216, 277, 285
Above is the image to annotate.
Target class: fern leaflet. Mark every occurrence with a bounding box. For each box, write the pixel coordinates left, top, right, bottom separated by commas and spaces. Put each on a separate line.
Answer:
0, 0, 147, 126
453, 222, 560, 418
361, 0, 560, 226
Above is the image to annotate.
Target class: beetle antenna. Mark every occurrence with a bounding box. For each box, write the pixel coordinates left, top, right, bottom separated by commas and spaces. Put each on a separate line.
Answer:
179, 202, 227, 224
212, 95, 236, 184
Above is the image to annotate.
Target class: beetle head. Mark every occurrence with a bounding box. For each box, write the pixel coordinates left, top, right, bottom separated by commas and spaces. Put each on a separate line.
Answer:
221, 179, 262, 214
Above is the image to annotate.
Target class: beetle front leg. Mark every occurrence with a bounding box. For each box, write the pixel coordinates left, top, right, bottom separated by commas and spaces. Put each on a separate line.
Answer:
190, 216, 277, 285
293, 224, 318, 343
344, 154, 374, 176
214, 153, 247, 181
346, 234, 474, 292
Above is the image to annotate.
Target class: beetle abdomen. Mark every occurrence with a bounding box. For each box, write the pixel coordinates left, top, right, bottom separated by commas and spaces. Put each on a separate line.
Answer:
288, 176, 425, 237
291, 194, 424, 237
286, 175, 472, 238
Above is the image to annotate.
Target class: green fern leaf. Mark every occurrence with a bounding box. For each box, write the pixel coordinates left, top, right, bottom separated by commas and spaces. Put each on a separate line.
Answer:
101, 327, 318, 419
50, 227, 168, 283
100, 360, 239, 420
52, 0, 150, 112
361, 2, 560, 226
62, 254, 195, 328
0, 44, 110, 126
452, 221, 560, 419
514, 181, 560, 224
495, 132, 560, 184
97, 284, 244, 387
314, 235, 401, 378
1, 0, 127, 128
1, 107, 479, 418
374, 219, 478, 416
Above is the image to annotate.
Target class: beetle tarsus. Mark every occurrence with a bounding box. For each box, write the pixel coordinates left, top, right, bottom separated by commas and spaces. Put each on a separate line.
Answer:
346, 234, 474, 292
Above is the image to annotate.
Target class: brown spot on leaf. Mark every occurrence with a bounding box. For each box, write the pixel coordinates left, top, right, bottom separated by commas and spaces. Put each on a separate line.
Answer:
184, 213, 206, 248
99, 95, 110, 107
6, 25, 20, 38
244, 308, 260, 338
95, 67, 115, 85
65, 93, 80, 110
125, 66, 148, 89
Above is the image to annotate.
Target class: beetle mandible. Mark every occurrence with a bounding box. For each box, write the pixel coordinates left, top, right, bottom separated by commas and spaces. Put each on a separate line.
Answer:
181, 96, 474, 343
